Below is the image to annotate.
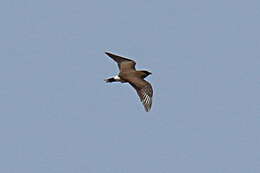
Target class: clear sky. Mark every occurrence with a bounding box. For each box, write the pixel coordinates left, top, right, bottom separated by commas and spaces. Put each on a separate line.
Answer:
0, 0, 259, 172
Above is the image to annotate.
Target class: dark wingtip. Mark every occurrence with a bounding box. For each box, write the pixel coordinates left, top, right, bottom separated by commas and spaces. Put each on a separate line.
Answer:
144, 106, 151, 112
105, 51, 112, 56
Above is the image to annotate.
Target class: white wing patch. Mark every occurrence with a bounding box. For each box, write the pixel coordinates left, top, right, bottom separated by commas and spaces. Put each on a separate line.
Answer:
138, 85, 153, 112
143, 93, 150, 104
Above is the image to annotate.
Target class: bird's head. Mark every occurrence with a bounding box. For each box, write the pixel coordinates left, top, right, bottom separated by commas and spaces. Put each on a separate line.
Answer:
141, 70, 152, 78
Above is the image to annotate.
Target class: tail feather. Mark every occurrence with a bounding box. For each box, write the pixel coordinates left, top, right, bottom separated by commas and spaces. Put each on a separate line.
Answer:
104, 77, 116, 83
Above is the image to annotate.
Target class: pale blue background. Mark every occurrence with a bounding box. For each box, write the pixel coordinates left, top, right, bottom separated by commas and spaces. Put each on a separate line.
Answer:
0, 0, 259, 172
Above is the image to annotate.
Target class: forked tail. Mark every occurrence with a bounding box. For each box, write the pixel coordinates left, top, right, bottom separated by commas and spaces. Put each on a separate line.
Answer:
104, 77, 117, 83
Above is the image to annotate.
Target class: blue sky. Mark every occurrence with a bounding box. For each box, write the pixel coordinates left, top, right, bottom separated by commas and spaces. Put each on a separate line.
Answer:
0, 0, 259, 172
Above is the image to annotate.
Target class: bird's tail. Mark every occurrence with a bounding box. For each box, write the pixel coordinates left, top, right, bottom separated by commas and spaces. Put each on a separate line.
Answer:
104, 77, 116, 83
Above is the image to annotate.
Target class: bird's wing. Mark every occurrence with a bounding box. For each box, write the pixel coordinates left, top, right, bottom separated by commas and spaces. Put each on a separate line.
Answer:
127, 77, 153, 112
105, 52, 136, 72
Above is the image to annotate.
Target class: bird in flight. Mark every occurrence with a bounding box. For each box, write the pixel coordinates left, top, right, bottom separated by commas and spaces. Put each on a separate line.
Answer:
104, 52, 153, 112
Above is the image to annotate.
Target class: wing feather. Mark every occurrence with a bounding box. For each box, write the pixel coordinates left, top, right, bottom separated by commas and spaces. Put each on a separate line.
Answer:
105, 52, 136, 72
128, 77, 153, 112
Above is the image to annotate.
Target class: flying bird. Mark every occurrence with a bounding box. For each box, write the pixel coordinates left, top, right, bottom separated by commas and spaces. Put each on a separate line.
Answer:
104, 52, 153, 112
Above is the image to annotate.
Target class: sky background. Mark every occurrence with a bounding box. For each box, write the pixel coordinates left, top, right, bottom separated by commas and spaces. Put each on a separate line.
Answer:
0, 0, 259, 172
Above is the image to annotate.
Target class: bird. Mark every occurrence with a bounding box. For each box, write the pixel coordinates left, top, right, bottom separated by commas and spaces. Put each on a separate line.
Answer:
104, 52, 153, 112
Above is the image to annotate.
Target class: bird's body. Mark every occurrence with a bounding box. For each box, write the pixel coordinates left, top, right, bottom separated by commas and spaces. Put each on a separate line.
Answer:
105, 52, 153, 112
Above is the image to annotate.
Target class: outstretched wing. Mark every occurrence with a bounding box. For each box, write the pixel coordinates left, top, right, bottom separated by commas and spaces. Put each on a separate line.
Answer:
105, 52, 136, 72
128, 77, 153, 112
